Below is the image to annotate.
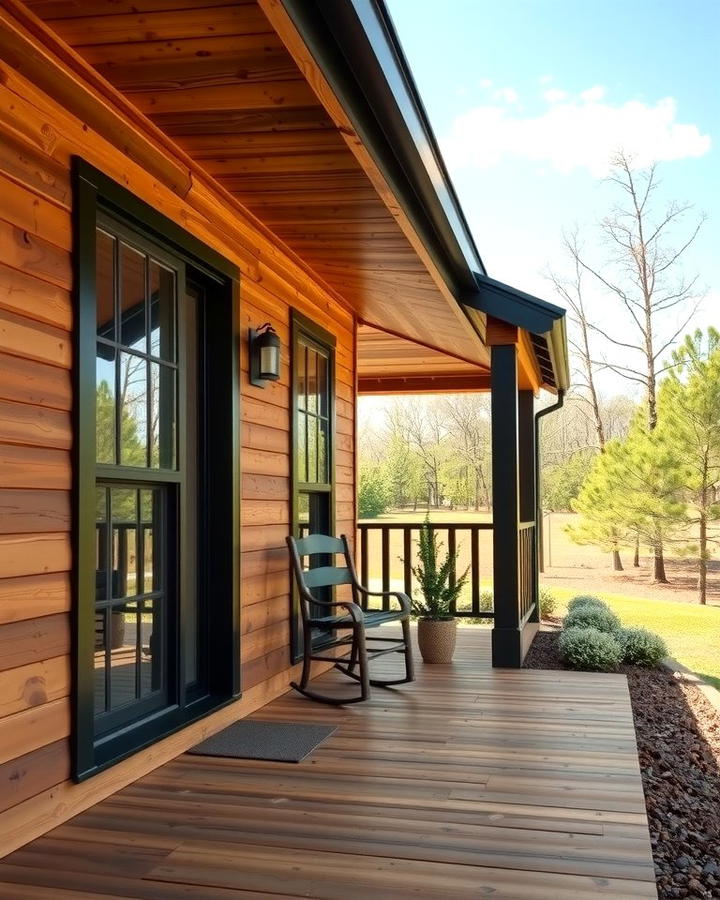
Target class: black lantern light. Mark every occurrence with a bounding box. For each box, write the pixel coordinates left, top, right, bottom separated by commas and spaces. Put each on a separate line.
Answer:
249, 322, 281, 387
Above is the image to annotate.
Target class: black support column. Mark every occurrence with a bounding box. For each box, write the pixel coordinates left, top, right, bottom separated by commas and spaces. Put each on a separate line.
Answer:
490, 341, 522, 667
518, 390, 539, 624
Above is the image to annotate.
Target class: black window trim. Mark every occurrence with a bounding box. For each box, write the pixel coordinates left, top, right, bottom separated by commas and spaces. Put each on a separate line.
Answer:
290, 310, 337, 663
72, 158, 241, 782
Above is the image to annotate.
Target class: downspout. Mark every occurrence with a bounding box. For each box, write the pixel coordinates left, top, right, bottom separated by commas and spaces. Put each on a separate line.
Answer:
535, 390, 565, 573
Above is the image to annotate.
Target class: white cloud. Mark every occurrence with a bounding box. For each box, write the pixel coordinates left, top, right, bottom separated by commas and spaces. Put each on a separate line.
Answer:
539, 74, 554, 85
580, 85, 606, 102
441, 91, 711, 177
479, 77, 493, 88
544, 88, 568, 104
493, 86, 519, 103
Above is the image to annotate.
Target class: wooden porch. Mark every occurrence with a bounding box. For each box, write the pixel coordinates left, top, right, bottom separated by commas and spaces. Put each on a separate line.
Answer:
0, 628, 655, 898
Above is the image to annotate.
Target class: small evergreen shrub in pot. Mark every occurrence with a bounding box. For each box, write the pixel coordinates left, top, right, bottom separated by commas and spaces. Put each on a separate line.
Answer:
411, 517, 469, 664
558, 626, 622, 671
567, 594, 609, 614
618, 627, 668, 667
564, 603, 621, 634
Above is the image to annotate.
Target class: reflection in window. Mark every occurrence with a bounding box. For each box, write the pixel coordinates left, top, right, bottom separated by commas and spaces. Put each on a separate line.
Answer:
120, 243, 146, 352
95, 226, 178, 472
94, 485, 166, 721
295, 339, 330, 486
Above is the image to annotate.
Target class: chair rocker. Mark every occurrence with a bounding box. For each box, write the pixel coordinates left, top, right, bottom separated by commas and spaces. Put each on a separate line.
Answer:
287, 533, 415, 704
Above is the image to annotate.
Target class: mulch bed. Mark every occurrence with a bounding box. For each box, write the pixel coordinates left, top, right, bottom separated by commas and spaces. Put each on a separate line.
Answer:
524, 630, 720, 899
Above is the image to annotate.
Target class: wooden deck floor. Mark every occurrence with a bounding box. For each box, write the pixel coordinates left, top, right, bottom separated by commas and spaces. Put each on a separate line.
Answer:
0, 628, 656, 899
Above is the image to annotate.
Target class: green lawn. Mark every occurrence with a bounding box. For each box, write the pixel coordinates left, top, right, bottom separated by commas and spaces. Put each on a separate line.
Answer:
550, 587, 720, 690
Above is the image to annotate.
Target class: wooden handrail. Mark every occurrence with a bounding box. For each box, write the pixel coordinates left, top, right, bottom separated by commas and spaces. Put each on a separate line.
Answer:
356, 520, 494, 617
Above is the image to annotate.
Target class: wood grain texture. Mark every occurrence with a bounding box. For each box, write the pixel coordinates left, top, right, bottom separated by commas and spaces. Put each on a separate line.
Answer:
0, 629, 656, 897
22, 0, 492, 369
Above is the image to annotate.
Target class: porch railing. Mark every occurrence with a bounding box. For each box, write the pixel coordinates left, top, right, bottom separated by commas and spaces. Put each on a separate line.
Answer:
356, 521, 494, 618
518, 521, 537, 625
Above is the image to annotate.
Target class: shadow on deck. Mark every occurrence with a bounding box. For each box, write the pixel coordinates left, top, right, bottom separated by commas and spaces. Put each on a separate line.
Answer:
0, 627, 656, 899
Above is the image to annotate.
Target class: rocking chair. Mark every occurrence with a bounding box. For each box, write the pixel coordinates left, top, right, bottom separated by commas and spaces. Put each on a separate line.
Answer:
287, 533, 415, 704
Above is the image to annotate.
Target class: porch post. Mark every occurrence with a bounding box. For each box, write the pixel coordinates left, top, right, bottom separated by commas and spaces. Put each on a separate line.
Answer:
518, 390, 539, 624
490, 338, 522, 667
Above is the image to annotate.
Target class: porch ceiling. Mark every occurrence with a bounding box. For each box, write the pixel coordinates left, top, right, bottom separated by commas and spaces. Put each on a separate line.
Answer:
357, 324, 491, 394
24, 0, 489, 369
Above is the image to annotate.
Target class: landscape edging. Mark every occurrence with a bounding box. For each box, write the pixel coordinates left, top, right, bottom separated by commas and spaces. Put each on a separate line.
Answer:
661, 657, 720, 713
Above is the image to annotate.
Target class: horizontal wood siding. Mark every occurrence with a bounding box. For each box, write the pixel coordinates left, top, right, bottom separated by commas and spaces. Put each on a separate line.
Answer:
0, 5, 356, 855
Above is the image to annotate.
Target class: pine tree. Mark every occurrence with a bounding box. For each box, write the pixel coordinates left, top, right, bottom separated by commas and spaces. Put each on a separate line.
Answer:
567, 441, 635, 563
606, 419, 687, 583
658, 328, 720, 603
569, 420, 686, 582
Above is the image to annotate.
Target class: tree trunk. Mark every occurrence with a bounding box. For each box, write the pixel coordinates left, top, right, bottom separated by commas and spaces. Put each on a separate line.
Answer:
633, 534, 640, 567
652, 544, 669, 584
698, 511, 707, 605
612, 548, 623, 571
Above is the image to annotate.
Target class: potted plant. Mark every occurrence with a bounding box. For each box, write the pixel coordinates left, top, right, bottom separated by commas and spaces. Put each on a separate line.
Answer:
410, 517, 469, 663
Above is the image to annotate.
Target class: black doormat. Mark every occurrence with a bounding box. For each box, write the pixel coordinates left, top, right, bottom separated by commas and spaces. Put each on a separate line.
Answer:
187, 720, 337, 763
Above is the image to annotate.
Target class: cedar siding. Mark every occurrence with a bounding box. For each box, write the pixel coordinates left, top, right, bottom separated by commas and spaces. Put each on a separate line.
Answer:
0, 2, 355, 854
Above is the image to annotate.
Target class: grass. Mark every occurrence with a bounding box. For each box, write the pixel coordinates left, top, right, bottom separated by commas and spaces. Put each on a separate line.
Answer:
550, 586, 720, 690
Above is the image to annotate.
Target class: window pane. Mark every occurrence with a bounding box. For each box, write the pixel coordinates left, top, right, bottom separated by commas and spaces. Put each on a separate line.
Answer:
94, 608, 108, 716
118, 353, 148, 466
297, 343, 306, 411
111, 488, 138, 599
149, 362, 177, 469
108, 601, 139, 710
307, 414, 318, 484
307, 348, 318, 414
96, 229, 115, 341
297, 411, 307, 483
149, 261, 176, 361
96, 345, 116, 464
120, 242, 147, 352
96, 487, 109, 598
140, 488, 162, 593
318, 418, 328, 483
317, 351, 328, 417
140, 600, 162, 697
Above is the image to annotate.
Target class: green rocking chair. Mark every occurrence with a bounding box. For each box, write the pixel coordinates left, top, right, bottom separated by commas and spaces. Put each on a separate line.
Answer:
287, 533, 415, 704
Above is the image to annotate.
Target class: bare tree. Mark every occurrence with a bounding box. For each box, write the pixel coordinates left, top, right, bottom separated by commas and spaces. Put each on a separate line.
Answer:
442, 395, 492, 511
566, 152, 705, 581
547, 229, 606, 450
574, 151, 704, 430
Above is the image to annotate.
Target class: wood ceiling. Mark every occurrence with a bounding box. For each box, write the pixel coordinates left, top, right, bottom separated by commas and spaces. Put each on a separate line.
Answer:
357, 325, 490, 394
26, 0, 490, 370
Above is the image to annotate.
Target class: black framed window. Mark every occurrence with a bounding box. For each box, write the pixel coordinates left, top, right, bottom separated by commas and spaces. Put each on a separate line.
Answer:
73, 159, 240, 780
290, 313, 336, 660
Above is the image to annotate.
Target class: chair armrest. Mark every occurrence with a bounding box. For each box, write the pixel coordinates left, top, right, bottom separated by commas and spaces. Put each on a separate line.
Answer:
356, 586, 411, 614
300, 592, 365, 623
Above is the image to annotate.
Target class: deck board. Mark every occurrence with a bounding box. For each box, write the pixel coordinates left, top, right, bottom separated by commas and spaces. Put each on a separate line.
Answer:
0, 628, 657, 898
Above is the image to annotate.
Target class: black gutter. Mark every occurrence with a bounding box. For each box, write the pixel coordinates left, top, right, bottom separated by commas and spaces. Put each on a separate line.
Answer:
535, 390, 565, 573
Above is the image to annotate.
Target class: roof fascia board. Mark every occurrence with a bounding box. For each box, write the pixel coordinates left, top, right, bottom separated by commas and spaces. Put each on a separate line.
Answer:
463, 274, 566, 335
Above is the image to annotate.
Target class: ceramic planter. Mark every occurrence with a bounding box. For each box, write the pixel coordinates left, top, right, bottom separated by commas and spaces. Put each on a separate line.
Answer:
417, 617, 457, 664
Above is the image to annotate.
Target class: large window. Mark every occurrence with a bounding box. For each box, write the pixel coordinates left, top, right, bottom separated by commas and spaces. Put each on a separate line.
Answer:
74, 160, 240, 779
290, 313, 336, 660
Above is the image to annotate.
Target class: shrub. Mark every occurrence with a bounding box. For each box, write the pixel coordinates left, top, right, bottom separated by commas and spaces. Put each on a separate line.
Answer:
567, 594, 609, 613
564, 603, 621, 633
558, 626, 622, 671
539, 586, 557, 618
618, 627, 668, 667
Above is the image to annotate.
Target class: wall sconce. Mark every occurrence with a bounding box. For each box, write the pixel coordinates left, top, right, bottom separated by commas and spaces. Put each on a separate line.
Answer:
249, 323, 281, 387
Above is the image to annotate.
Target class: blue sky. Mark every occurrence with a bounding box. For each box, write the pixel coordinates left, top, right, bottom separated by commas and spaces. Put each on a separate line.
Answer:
386, 0, 719, 392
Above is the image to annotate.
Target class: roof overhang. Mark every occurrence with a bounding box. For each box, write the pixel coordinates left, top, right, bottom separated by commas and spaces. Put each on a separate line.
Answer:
463, 275, 571, 392
279, 0, 569, 393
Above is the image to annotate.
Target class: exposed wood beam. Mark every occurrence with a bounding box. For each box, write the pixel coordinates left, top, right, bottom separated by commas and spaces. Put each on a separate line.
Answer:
358, 374, 491, 395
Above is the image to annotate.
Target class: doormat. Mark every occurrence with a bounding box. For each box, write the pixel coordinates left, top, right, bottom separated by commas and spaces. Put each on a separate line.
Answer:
188, 720, 337, 763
